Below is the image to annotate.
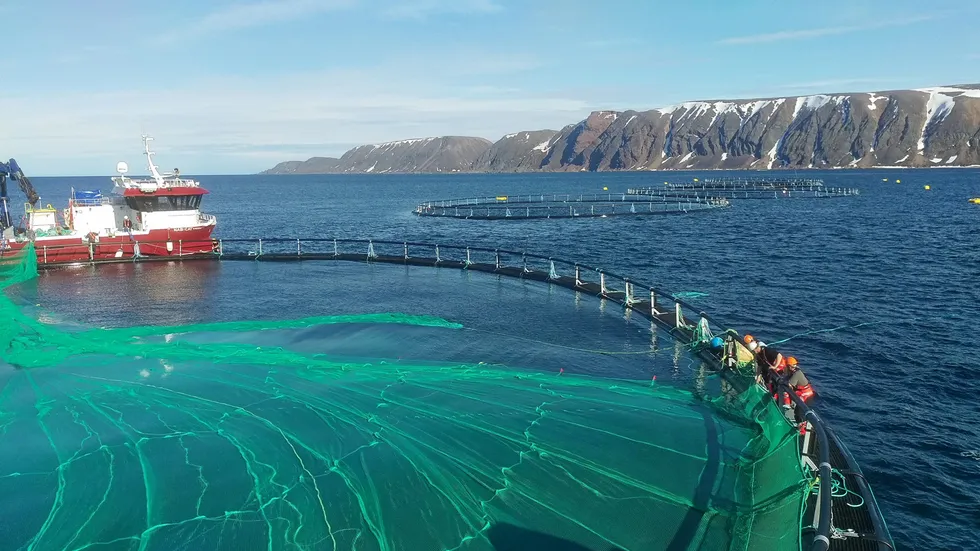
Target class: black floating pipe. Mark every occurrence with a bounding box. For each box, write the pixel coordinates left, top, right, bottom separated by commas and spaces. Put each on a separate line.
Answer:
779, 380, 832, 551
824, 426, 895, 550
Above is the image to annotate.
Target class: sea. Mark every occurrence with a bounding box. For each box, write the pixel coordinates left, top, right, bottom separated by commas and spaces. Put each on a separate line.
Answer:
9, 168, 980, 550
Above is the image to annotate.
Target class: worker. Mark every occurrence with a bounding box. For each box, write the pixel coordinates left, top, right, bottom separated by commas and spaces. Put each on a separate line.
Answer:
785, 357, 815, 403
776, 356, 816, 425
747, 337, 784, 389
746, 337, 762, 383
122, 216, 133, 231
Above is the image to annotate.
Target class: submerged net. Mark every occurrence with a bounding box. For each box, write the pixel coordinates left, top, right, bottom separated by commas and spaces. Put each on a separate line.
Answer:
0, 245, 805, 551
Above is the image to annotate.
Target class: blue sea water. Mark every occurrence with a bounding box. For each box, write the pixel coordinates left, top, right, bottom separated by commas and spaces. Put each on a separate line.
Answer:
13, 168, 980, 550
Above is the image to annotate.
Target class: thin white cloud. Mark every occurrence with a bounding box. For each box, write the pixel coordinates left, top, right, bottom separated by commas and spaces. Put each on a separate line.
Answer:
383, 0, 502, 19
717, 15, 938, 45
160, 0, 357, 41
0, 67, 591, 175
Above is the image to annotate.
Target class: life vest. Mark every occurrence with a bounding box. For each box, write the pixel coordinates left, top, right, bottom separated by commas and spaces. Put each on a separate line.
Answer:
795, 383, 815, 403
778, 383, 815, 407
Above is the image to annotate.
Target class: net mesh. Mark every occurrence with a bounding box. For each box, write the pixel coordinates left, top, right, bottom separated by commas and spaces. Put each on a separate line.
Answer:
0, 245, 806, 551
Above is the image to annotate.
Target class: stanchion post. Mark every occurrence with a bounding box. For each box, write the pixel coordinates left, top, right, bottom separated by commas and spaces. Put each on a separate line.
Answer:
404, 242, 409, 259
333, 239, 338, 257
297, 239, 301, 256
575, 265, 581, 286
650, 289, 656, 315
600, 271, 607, 295
258, 239, 262, 256
495, 250, 500, 269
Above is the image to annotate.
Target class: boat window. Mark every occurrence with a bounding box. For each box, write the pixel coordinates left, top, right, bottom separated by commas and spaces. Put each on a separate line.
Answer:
124, 195, 202, 212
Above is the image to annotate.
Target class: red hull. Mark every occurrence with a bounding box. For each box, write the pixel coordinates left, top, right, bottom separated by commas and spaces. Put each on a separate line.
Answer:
4, 226, 216, 265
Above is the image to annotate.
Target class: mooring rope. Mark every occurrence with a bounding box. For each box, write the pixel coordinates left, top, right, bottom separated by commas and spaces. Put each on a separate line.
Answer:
462, 327, 667, 356
766, 319, 916, 346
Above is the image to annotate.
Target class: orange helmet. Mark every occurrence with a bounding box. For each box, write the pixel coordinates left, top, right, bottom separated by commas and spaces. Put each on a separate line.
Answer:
787, 357, 798, 367
744, 334, 755, 343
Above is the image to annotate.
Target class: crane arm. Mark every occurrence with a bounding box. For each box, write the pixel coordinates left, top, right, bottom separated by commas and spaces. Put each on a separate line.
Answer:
0, 158, 39, 206
1, 158, 40, 230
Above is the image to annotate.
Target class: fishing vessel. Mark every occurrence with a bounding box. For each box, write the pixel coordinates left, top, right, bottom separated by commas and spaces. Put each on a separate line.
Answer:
1, 136, 217, 264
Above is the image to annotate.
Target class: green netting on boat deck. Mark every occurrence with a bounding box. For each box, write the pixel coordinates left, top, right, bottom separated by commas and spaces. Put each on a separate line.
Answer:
0, 245, 806, 551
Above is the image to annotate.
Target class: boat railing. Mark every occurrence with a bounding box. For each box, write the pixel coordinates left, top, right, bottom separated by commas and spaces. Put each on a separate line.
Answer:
198, 213, 216, 225
71, 197, 113, 207
113, 176, 200, 188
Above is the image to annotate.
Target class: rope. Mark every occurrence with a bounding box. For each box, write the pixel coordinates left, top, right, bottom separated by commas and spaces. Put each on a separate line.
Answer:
462, 327, 664, 356
766, 320, 911, 346
829, 469, 865, 508
671, 291, 709, 300
803, 464, 864, 508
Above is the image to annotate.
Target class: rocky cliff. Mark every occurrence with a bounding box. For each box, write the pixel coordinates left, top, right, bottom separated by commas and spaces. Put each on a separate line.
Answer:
262, 84, 980, 173
472, 130, 558, 172
263, 157, 341, 174
263, 137, 491, 174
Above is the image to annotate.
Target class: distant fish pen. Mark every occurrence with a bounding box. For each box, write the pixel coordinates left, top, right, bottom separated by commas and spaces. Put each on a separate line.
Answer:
414, 193, 729, 219
629, 177, 859, 199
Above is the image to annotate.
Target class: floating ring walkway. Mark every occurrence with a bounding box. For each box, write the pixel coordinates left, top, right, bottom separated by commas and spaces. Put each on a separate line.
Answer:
18, 237, 894, 551
414, 193, 729, 219
629, 177, 859, 199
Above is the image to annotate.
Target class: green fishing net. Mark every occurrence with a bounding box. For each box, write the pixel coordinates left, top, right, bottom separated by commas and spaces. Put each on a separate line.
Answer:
0, 245, 806, 551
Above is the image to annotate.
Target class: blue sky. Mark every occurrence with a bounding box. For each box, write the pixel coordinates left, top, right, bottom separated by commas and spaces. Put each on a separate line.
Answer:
2, 0, 977, 175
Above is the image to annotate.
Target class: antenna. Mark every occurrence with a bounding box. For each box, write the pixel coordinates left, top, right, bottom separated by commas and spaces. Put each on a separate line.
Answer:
142, 135, 164, 185
116, 161, 129, 174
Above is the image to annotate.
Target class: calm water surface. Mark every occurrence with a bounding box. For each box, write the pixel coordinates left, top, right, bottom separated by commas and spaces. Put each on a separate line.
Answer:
22, 168, 980, 550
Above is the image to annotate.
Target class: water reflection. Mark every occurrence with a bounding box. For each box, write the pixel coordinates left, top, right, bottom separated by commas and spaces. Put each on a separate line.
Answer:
36, 260, 221, 327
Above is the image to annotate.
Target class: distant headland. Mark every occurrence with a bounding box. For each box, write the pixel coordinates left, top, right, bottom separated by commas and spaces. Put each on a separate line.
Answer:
262, 84, 980, 174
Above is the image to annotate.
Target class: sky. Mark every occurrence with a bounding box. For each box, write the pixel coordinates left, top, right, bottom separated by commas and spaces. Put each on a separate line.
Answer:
1, 0, 977, 175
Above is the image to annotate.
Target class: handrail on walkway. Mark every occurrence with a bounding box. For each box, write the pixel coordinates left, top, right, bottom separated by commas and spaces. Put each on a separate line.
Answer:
779, 379, 833, 551
415, 192, 722, 209
627, 186, 859, 198
413, 193, 729, 219
213, 236, 722, 326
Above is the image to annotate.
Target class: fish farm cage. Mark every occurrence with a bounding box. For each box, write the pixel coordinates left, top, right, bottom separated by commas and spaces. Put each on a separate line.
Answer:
3, 239, 895, 551
628, 177, 859, 199
414, 193, 730, 219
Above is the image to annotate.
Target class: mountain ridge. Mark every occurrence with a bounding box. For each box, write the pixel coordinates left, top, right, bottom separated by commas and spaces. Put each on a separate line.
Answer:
261, 84, 980, 174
